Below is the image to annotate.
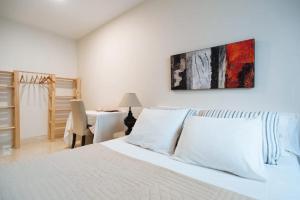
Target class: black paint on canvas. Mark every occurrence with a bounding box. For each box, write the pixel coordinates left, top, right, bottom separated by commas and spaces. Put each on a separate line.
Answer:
171, 53, 187, 90
210, 46, 220, 89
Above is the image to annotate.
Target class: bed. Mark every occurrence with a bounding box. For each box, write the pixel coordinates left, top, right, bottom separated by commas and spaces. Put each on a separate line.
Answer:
0, 137, 299, 200
104, 137, 300, 200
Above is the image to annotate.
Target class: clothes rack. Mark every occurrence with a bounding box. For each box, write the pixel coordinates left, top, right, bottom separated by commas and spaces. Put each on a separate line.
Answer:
0, 70, 80, 148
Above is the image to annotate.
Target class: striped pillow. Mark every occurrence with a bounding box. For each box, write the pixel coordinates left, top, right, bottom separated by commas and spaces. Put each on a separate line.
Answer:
198, 109, 279, 165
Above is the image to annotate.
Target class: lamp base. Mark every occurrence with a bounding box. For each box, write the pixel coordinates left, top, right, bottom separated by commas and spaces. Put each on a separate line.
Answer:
124, 108, 136, 135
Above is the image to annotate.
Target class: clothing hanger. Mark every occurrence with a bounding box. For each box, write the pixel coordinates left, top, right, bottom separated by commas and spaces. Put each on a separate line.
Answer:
41, 76, 47, 84
45, 75, 49, 84
46, 75, 53, 84
40, 76, 44, 84
44, 76, 48, 84
39, 75, 43, 84
34, 75, 38, 84
20, 74, 24, 83
25, 74, 29, 84
30, 75, 34, 84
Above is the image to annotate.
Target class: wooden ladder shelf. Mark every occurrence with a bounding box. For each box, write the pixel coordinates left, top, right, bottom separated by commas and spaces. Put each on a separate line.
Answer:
0, 70, 80, 148
0, 71, 20, 148
48, 77, 81, 140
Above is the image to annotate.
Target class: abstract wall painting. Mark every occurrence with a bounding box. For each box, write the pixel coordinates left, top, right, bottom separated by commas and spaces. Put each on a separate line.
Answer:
171, 39, 255, 90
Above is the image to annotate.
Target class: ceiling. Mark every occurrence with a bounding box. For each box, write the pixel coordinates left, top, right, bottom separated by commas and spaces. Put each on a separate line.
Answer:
0, 0, 144, 39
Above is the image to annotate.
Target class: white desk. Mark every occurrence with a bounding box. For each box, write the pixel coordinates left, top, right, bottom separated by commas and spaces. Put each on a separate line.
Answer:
64, 110, 125, 147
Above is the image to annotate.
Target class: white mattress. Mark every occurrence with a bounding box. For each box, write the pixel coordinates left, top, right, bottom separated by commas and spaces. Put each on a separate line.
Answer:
102, 137, 300, 200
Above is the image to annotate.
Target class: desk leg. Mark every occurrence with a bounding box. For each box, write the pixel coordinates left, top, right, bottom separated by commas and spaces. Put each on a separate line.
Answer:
72, 134, 76, 148
81, 135, 86, 146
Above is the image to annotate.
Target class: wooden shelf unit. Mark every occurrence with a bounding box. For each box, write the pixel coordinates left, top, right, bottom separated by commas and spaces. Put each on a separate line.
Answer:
0, 71, 20, 148
48, 77, 81, 140
0, 70, 80, 148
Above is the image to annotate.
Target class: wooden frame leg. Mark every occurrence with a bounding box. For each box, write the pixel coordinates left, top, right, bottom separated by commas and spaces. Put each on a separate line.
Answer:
72, 133, 76, 148
81, 135, 86, 146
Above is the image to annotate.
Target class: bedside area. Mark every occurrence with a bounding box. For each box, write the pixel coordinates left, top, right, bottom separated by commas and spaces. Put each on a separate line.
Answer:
113, 131, 126, 139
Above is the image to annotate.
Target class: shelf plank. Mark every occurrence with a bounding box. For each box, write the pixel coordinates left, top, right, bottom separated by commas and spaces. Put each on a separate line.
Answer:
0, 126, 15, 131
55, 133, 64, 138
55, 126, 66, 130
0, 77, 12, 79
0, 85, 14, 89
55, 108, 71, 111
49, 108, 71, 111
56, 77, 75, 81
55, 96, 75, 99
0, 71, 13, 75
0, 106, 15, 109
50, 120, 67, 124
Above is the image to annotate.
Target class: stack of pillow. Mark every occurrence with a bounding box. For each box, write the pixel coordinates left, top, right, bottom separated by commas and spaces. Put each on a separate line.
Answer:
126, 107, 300, 182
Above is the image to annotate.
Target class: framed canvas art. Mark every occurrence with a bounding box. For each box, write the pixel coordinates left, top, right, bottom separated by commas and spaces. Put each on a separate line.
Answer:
171, 39, 255, 90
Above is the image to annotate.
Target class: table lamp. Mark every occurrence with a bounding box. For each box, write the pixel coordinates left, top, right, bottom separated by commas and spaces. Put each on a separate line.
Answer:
119, 93, 142, 135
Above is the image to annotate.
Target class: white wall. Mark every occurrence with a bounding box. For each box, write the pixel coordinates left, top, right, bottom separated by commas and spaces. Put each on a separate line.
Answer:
0, 18, 77, 139
78, 0, 300, 113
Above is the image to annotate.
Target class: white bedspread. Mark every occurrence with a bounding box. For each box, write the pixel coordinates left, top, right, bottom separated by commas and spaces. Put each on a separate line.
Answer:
102, 137, 300, 200
0, 142, 252, 200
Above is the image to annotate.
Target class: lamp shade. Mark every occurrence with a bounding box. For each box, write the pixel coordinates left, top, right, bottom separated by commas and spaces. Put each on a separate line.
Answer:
119, 93, 142, 107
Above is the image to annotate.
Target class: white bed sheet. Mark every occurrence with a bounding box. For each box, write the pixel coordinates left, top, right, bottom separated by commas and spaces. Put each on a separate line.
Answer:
102, 137, 300, 200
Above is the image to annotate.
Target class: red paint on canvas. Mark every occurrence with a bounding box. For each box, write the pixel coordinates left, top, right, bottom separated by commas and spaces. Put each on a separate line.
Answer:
225, 39, 255, 88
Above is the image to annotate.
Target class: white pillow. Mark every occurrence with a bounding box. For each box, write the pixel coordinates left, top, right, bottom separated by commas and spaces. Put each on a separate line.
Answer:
174, 116, 266, 181
149, 106, 198, 125
198, 109, 280, 165
149, 106, 189, 110
278, 113, 300, 157
126, 108, 189, 154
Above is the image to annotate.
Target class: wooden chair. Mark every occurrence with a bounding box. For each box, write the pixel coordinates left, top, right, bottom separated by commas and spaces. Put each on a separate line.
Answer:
70, 100, 92, 148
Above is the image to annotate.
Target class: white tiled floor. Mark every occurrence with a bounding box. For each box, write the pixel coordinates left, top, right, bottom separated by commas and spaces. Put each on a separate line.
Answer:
0, 135, 68, 164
